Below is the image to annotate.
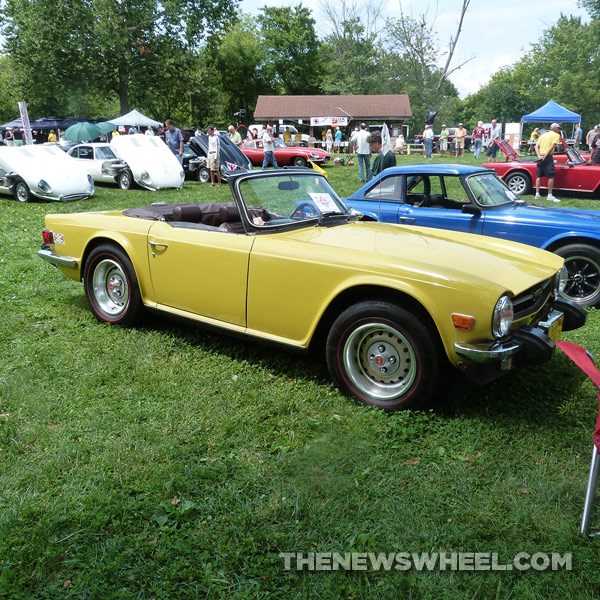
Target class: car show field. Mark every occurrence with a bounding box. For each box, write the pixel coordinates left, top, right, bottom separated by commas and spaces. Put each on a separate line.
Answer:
2, 153, 600, 598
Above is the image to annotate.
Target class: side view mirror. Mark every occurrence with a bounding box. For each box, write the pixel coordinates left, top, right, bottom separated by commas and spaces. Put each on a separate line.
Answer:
462, 204, 481, 216
347, 207, 364, 220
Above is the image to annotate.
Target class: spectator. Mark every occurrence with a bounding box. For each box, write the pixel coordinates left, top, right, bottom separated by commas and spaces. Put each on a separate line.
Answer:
164, 119, 184, 163
395, 132, 405, 154
12, 126, 24, 147
294, 131, 302, 144
262, 125, 278, 169
250, 127, 259, 140
573, 123, 583, 149
145, 126, 155, 136
128, 125, 137, 135
4, 128, 13, 146
423, 125, 434, 158
534, 123, 561, 202
334, 127, 342, 153
325, 129, 333, 153
439, 124, 449, 158
282, 127, 292, 145
485, 119, 502, 162
589, 130, 600, 165
472, 121, 485, 158
454, 123, 467, 157
355, 123, 372, 182
228, 125, 242, 146
350, 127, 359, 153
527, 128, 540, 155
206, 126, 221, 186
586, 125, 599, 149
47, 129, 57, 143
369, 130, 396, 177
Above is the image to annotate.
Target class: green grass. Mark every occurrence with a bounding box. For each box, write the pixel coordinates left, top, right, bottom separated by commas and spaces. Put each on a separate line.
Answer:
2, 156, 600, 598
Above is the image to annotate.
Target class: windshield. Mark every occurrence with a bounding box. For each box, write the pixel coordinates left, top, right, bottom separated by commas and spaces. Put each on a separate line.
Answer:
466, 172, 518, 206
237, 173, 348, 228
95, 146, 117, 160
273, 138, 286, 149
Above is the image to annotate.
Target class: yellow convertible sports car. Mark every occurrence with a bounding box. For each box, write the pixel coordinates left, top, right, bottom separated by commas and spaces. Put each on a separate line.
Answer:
38, 169, 586, 411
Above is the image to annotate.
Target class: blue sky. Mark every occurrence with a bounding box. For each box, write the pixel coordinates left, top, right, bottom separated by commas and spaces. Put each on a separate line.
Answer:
239, 0, 589, 97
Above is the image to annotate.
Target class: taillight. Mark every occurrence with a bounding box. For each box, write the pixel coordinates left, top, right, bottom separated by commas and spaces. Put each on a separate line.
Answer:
42, 229, 53, 244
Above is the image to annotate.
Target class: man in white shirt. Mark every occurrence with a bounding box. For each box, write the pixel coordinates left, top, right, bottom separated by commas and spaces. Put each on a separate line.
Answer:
355, 123, 371, 182
207, 126, 221, 186
485, 119, 502, 162
262, 125, 278, 169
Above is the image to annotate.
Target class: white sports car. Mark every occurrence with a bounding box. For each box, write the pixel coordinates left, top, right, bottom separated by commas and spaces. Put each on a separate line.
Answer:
0, 144, 94, 203
110, 134, 185, 191
67, 143, 130, 188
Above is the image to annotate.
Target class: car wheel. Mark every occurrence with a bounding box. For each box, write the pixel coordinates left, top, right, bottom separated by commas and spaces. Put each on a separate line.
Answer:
504, 171, 532, 196
555, 243, 600, 308
293, 156, 307, 167
84, 244, 142, 325
117, 169, 133, 190
197, 167, 210, 183
326, 300, 442, 411
13, 180, 31, 203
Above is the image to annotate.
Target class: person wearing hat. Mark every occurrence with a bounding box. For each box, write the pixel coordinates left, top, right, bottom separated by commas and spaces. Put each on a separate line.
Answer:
454, 123, 467, 157
439, 124, 449, 157
534, 123, 562, 202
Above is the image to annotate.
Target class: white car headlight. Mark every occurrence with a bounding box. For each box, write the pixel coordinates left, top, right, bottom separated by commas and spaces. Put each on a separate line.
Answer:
492, 295, 513, 338
38, 179, 52, 193
554, 265, 568, 295
141, 171, 150, 181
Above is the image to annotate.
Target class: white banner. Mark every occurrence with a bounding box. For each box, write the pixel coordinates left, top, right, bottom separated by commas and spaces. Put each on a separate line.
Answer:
18, 101, 33, 145
310, 116, 348, 127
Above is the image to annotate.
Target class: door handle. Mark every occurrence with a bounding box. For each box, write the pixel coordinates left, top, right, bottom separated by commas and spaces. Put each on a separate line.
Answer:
399, 217, 415, 223
149, 241, 168, 248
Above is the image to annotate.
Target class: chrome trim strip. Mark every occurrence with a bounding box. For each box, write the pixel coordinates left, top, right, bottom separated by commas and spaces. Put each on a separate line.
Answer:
454, 340, 521, 362
37, 249, 78, 269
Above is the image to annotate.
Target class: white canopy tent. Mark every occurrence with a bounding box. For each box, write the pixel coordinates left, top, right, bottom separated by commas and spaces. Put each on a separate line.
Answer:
108, 109, 162, 128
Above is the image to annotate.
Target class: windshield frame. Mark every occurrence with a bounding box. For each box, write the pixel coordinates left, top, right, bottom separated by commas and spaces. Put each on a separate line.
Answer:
464, 171, 519, 208
231, 170, 350, 233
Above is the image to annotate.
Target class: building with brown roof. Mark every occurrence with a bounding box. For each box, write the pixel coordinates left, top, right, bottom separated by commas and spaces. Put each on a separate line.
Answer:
253, 94, 412, 139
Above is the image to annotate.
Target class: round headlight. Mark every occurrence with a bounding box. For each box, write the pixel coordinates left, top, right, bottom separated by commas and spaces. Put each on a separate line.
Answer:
141, 171, 150, 180
38, 179, 52, 193
492, 295, 513, 338
555, 265, 568, 295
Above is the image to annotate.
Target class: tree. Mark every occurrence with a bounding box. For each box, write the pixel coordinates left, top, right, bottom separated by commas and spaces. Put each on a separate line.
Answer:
1, 0, 240, 119
258, 4, 323, 95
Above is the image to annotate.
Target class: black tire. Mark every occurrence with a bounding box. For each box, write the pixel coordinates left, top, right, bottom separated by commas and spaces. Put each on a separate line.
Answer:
13, 179, 31, 203
326, 300, 443, 411
504, 171, 532, 196
84, 244, 143, 326
197, 167, 210, 183
554, 243, 600, 308
293, 156, 307, 167
117, 169, 133, 190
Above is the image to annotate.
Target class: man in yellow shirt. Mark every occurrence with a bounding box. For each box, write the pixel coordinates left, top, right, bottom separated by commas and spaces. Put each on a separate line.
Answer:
282, 127, 292, 145
534, 123, 561, 202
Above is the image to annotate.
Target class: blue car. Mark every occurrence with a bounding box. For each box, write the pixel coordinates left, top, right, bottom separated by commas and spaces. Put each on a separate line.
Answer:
344, 164, 600, 308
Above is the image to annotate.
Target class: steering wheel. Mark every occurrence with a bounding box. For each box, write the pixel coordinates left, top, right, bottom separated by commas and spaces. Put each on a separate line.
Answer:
290, 202, 318, 219
414, 194, 430, 208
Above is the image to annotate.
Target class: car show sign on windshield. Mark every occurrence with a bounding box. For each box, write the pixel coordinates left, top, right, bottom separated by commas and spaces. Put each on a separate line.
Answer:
310, 117, 348, 127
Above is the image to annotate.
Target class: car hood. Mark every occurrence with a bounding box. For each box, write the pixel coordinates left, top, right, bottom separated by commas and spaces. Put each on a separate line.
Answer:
276, 221, 562, 295
110, 134, 183, 190
493, 203, 600, 229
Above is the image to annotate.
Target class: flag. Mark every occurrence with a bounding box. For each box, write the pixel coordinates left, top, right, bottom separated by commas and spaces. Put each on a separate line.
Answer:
225, 162, 239, 172
382, 123, 392, 155
309, 160, 328, 179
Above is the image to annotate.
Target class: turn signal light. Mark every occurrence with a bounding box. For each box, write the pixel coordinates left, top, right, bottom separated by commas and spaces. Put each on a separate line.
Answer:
42, 229, 53, 244
452, 313, 475, 331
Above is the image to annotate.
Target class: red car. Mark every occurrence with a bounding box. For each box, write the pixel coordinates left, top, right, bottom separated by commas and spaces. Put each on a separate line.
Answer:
241, 138, 330, 168
484, 140, 600, 196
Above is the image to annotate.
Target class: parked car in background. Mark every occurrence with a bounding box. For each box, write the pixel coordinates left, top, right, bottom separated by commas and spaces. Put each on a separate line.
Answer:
486, 141, 600, 196
110, 133, 184, 191
38, 168, 585, 411
181, 143, 207, 181
241, 138, 330, 167
413, 127, 474, 152
344, 163, 600, 307
68, 143, 130, 188
0, 144, 94, 202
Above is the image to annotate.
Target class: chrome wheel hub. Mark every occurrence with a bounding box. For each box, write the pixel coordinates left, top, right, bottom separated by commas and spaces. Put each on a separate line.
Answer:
92, 259, 129, 316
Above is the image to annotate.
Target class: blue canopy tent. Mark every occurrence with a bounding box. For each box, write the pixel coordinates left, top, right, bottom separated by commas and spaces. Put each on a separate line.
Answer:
521, 101, 581, 140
